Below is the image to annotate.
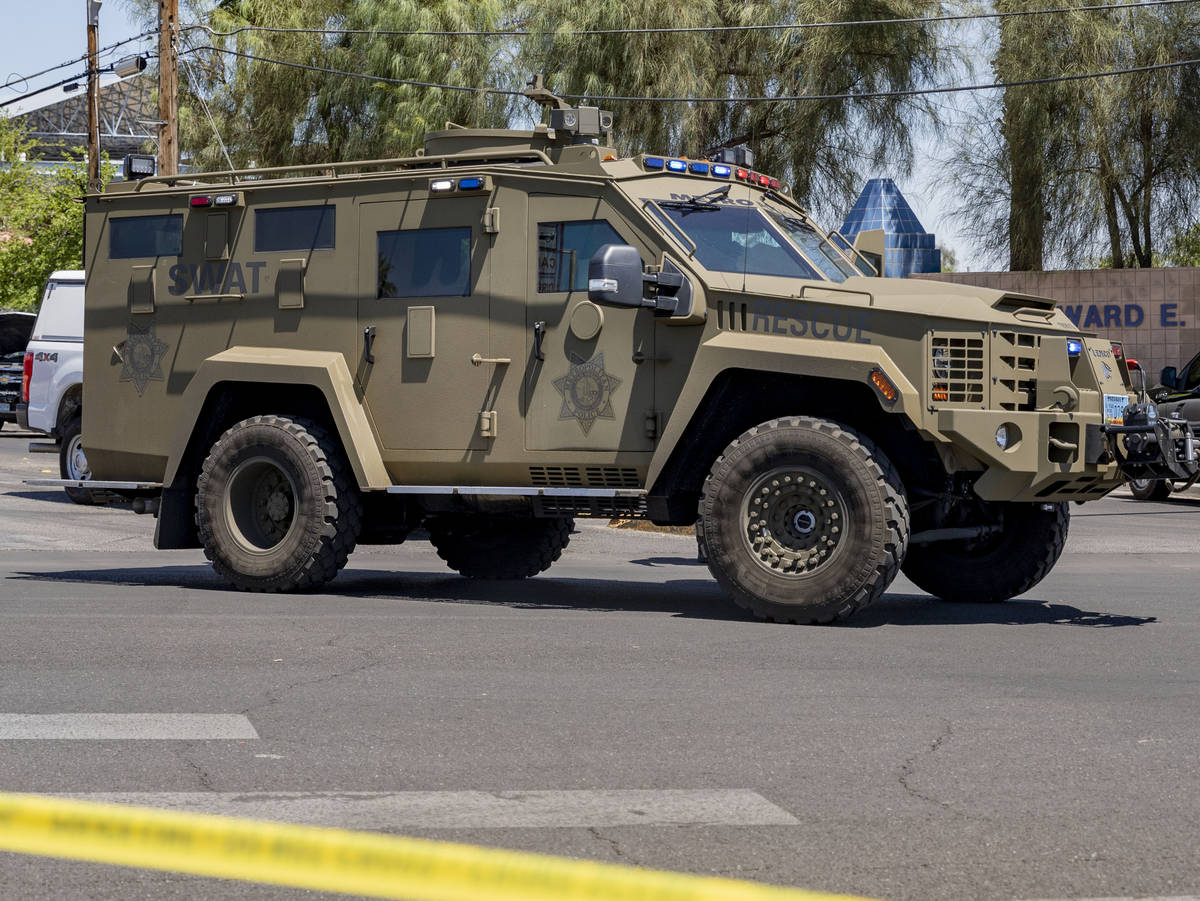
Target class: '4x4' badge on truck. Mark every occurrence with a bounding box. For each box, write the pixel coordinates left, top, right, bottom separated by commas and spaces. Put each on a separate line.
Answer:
119, 320, 169, 396
553, 353, 622, 436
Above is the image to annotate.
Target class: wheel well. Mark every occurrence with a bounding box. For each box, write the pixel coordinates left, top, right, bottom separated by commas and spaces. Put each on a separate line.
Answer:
648, 368, 944, 524
156, 381, 345, 550
56, 384, 82, 434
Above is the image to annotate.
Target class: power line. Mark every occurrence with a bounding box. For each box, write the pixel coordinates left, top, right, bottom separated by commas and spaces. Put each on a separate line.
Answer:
184, 44, 1200, 104
3, 30, 156, 97
181, 0, 1200, 40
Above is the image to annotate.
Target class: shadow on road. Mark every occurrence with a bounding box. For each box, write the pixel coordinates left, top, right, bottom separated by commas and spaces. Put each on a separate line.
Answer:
844, 594, 1156, 628
8, 563, 1155, 628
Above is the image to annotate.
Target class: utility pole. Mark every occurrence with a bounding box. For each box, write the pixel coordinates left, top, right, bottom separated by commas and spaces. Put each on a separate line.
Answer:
157, 0, 178, 176
86, 0, 102, 192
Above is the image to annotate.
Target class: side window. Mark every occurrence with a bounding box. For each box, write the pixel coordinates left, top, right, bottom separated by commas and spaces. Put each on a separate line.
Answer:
255, 205, 335, 253
377, 226, 471, 298
109, 214, 183, 259
537, 220, 624, 293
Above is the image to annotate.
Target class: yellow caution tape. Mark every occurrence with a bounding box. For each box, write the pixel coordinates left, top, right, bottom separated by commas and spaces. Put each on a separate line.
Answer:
0, 792, 874, 901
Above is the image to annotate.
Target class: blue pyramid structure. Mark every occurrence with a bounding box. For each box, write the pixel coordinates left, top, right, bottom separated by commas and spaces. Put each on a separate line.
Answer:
839, 178, 941, 278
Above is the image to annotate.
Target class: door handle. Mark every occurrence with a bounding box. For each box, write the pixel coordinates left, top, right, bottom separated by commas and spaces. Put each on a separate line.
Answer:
471, 353, 511, 366
533, 320, 546, 361
363, 325, 376, 364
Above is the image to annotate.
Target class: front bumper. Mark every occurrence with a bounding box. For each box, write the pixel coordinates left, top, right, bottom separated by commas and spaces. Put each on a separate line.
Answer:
935, 408, 1124, 502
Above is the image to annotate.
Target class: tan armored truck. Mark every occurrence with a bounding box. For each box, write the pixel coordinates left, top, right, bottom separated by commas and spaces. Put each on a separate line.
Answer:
47, 88, 1196, 623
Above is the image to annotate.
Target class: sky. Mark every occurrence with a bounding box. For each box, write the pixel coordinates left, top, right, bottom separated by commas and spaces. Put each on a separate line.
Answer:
0, 1, 985, 270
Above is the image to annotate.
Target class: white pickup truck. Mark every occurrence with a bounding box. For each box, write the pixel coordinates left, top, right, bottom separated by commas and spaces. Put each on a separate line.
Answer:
17, 271, 93, 504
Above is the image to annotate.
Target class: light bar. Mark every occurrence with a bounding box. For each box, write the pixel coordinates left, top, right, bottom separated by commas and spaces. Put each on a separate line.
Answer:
644, 157, 665, 170
1067, 338, 1083, 356
755, 173, 770, 187
189, 196, 211, 208
666, 159, 687, 172
430, 179, 455, 192
213, 193, 239, 207
711, 164, 732, 178
688, 161, 710, 175
458, 176, 484, 190
735, 168, 749, 181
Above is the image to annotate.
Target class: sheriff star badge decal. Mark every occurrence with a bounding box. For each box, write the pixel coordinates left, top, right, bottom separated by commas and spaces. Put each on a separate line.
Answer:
553, 353, 622, 436
120, 320, 169, 396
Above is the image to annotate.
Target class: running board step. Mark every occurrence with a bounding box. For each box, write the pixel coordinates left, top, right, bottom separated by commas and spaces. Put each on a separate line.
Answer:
384, 485, 646, 498
24, 478, 164, 490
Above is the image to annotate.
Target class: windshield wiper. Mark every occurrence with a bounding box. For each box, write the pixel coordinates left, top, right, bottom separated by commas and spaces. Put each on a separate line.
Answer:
660, 183, 731, 212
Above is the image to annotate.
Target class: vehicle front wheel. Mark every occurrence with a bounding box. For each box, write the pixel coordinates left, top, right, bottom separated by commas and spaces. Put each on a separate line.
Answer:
1128, 477, 1172, 501
59, 413, 99, 505
901, 502, 1069, 603
195, 415, 362, 592
697, 416, 910, 624
427, 516, 573, 579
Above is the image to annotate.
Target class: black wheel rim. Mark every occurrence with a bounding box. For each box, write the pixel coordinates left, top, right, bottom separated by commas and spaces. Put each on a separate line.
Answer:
740, 466, 847, 577
225, 456, 298, 554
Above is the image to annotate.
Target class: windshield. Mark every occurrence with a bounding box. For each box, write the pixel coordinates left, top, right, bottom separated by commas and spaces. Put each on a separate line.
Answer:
649, 203, 822, 280
763, 210, 858, 282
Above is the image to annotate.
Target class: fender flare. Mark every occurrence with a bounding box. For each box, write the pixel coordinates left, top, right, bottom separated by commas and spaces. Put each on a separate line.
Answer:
646, 331, 921, 488
160, 347, 390, 490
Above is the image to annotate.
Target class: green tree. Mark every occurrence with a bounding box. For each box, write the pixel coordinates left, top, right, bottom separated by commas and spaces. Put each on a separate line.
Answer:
518, 0, 952, 218
951, 1, 1200, 270
0, 117, 111, 311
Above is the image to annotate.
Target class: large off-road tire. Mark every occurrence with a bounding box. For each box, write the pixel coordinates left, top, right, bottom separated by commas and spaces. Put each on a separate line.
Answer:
697, 417, 910, 624
59, 413, 99, 506
1128, 477, 1172, 501
901, 502, 1069, 603
195, 415, 362, 592
427, 516, 573, 579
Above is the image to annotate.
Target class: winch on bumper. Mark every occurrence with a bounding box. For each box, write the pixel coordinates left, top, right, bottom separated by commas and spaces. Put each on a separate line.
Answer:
1105, 402, 1200, 483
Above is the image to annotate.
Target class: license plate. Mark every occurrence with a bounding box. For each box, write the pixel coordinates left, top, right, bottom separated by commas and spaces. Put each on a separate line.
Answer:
1104, 393, 1128, 425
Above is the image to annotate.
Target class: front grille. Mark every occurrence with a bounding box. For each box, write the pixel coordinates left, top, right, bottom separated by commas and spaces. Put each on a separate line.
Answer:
993, 331, 1040, 411
929, 333, 985, 406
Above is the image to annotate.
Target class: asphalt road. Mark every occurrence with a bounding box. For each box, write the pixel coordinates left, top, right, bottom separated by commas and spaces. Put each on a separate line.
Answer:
1, 421, 1198, 901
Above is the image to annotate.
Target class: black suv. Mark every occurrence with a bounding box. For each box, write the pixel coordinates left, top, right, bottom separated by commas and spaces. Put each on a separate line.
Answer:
0, 312, 35, 425
1128, 351, 1200, 500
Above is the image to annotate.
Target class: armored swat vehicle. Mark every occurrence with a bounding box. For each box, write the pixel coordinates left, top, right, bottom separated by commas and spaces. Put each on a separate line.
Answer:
47, 84, 1196, 623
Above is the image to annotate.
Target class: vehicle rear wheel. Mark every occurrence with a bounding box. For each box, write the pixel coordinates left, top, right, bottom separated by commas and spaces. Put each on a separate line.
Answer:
195, 415, 361, 592
1128, 477, 1172, 501
427, 516, 573, 579
59, 413, 99, 505
697, 416, 910, 624
901, 502, 1068, 603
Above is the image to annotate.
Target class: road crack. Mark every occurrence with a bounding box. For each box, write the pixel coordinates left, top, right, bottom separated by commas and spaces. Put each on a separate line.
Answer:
897, 718, 957, 813
238, 644, 389, 717
588, 827, 628, 862
176, 749, 217, 792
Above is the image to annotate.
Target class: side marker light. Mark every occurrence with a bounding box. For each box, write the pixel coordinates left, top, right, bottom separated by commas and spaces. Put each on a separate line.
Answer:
430, 179, 455, 192
870, 369, 898, 404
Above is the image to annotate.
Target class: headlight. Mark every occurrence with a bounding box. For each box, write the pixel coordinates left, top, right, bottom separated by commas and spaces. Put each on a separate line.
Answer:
995, 425, 1009, 449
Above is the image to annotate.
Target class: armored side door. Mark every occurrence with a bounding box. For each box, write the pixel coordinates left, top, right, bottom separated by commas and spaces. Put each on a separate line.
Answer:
357, 192, 492, 453
525, 194, 655, 453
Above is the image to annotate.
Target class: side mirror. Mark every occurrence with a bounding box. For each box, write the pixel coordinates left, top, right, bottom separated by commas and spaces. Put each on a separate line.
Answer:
588, 244, 690, 316
1161, 366, 1178, 390
588, 244, 644, 309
